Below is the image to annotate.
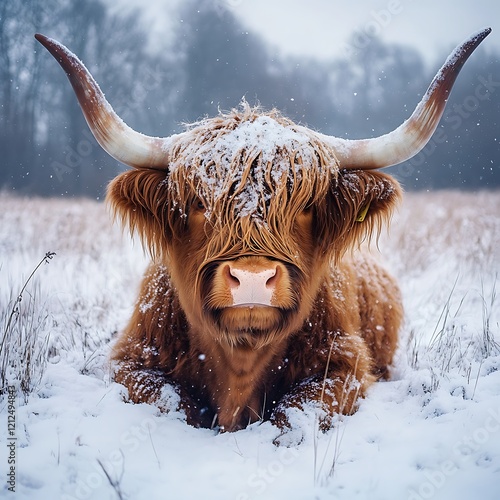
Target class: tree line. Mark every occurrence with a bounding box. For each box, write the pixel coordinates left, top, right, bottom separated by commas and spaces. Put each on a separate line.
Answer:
1, 0, 498, 197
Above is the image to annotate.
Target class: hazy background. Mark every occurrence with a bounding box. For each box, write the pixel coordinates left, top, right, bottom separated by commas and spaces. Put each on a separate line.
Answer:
1, 0, 499, 197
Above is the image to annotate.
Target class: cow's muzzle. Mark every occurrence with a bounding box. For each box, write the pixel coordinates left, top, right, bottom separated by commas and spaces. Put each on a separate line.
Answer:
221, 260, 282, 307
202, 256, 298, 311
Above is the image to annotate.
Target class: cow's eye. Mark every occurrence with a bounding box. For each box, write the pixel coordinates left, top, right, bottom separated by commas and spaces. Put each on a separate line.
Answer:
193, 199, 205, 211
188, 199, 208, 229
303, 199, 314, 213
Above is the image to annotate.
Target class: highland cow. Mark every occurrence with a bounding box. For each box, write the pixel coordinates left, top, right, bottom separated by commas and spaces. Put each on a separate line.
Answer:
36, 29, 490, 435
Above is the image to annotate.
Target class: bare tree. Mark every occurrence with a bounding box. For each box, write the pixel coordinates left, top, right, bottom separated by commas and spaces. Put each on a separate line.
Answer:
0, 0, 178, 196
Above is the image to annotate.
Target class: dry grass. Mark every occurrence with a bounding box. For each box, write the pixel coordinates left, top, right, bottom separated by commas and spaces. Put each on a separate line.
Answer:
0, 194, 123, 256
380, 190, 500, 275
0, 193, 148, 397
0, 252, 55, 402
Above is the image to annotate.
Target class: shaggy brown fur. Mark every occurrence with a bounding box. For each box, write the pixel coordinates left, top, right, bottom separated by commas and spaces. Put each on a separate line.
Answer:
110, 105, 403, 433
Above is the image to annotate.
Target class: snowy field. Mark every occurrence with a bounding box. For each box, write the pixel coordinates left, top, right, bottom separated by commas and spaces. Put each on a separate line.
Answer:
1, 190, 499, 500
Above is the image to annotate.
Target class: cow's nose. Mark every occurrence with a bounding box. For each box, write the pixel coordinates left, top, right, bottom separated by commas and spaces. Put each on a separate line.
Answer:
224, 264, 279, 306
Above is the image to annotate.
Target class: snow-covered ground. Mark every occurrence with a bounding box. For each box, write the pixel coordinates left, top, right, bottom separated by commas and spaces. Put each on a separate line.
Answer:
1, 190, 499, 500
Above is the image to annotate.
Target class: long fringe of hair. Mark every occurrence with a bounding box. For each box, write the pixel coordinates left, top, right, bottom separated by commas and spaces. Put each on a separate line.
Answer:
165, 103, 340, 268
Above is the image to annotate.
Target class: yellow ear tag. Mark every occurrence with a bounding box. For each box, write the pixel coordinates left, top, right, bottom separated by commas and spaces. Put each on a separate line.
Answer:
356, 202, 370, 222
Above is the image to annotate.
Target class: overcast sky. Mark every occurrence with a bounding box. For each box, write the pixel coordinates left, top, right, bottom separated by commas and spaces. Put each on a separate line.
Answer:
235, 0, 499, 63
109, 0, 499, 67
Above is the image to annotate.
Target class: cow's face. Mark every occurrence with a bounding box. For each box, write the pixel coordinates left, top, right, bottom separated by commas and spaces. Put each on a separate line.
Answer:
170, 204, 318, 349
108, 110, 401, 348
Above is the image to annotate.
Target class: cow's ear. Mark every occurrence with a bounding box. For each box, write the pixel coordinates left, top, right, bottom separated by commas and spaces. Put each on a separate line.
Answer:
320, 170, 402, 253
340, 169, 402, 227
107, 169, 172, 257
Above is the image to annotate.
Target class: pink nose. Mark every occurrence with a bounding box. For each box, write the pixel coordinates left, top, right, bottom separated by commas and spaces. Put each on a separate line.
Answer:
224, 264, 278, 306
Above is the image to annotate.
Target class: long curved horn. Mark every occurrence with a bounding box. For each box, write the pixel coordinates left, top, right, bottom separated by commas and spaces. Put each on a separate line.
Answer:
35, 34, 168, 169
327, 28, 491, 169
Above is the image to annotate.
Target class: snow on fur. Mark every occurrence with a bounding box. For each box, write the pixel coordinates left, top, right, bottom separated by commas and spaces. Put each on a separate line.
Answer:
166, 103, 339, 221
